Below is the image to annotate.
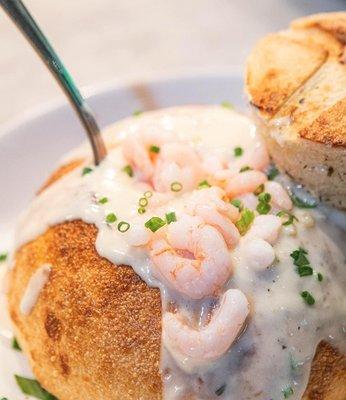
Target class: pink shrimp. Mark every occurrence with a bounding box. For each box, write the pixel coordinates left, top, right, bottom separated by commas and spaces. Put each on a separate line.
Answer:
153, 143, 204, 193
149, 214, 232, 299
225, 170, 267, 198
265, 181, 293, 211
185, 187, 240, 248
163, 289, 249, 363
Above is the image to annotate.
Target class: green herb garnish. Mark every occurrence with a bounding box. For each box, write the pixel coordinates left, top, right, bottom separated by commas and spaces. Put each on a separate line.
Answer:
230, 199, 243, 211
301, 291, 315, 305
234, 147, 243, 157
149, 145, 160, 153
133, 110, 142, 116
282, 385, 294, 398
117, 221, 130, 232
256, 192, 272, 215
235, 208, 255, 235
12, 337, 21, 351
267, 165, 279, 180
138, 207, 146, 214
82, 166, 93, 176
145, 217, 166, 233
123, 165, 134, 177
257, 202, 271, 215
215, 384, 226, 396
165, 212, 177, 224
15, 375, 57, 400
277, 211, 298, 226
144, 190, 153, 198
0, 253, 7, 263
317, 272, 323, 282
291, 195, 317, 209
258, 192, 271, 203
105, 213, 117, 224
171, 181, 183, 192
139, 197, 148, 207
254, 184, 264, 195
239, 166, 251, 173
221, 101, 233, 109
98, 197, 108, 204
198, 180, 211, 189
290, 247, 313, 277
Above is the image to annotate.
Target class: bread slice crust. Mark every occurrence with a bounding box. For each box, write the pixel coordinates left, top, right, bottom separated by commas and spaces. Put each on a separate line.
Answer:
246, 12, 346, 209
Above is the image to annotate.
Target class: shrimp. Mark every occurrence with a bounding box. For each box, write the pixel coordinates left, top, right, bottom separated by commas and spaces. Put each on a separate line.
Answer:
153, 143, 204, 192
122, 135, 154, 180
246, 215, 282, 245
225, 170, 267, 198
242, 238, 275, 270
122, 127, 175, 181
163, 289, 249, 363
149, 214, 232, 299
185, 187, 240, 247
228, 137, 269, 173
265, 181, 293, 211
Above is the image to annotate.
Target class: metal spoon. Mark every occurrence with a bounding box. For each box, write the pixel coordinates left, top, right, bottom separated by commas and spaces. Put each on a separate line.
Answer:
0, 0, 107, 165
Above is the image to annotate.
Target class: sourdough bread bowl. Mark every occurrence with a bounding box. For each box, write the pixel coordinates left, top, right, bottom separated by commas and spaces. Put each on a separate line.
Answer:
245, 12, 346, 210
7, 106, 346, 400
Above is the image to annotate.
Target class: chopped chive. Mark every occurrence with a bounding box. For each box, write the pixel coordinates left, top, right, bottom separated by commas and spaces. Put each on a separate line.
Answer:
235, 208, 255, 236
98, 197, 108, 204
145, 216, 166, 233
234, 147, 243, 157
254, 184, 264, 195
139, 197, 148, 207
144, 190, 153, 198
301, 291, 315, 305
149, 145, 160, 153
215, 383, 226, 396
171, 181, 183, 192
267, 165, 279, 180
0, 253, 7, 263
277, 211, 298, 226
12, 337, 21, 351
165, 212, 177, 224
317, 272, 323, 282
133, 110, 142, 116
221, 101, 233, 109
239, 165, 252, 173
118, 221, 130, 232
123, 165, 134, 177
282, 385, 294, 398
230, 199, 243, 211
198, 180, 211, 189
1, 397, 8, 400
82, 166, 93, 176
291, 195, 317, 209
290, 247, 313, 277
256, 202, 271, 215
138, 207, 146, 214
258, 192, 271, 203
15, 375, 57, 400
105, 213, 117, 224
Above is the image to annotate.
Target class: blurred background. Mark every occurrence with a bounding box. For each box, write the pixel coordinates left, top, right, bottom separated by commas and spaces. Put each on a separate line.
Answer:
0, 0, 344, 124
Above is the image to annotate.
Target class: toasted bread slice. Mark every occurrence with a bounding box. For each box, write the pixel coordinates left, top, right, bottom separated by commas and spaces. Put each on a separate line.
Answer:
246, 12, 346, 209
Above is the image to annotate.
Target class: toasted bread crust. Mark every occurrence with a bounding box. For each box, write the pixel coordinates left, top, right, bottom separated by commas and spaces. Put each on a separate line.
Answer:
246, 12, 346, 209
7, 155, 346, 399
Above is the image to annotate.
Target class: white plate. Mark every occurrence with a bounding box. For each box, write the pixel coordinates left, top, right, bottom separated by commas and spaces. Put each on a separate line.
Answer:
0, 73, 245, 398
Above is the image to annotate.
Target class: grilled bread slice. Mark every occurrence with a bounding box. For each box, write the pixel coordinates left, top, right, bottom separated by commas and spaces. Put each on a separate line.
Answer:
246, 12, 346, 210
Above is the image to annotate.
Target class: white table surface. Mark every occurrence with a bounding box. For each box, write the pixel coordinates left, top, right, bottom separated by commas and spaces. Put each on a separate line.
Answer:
0, 0, 344, 124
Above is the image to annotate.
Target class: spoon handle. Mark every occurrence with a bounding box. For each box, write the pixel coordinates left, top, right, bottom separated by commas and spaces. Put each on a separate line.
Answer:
0, 0, 107, 165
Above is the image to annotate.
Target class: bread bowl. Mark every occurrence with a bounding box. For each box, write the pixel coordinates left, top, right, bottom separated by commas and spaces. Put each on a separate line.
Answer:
7, 106, 345, 399
245, 12, 346, 210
